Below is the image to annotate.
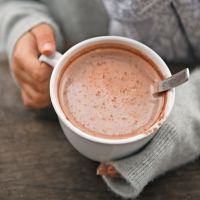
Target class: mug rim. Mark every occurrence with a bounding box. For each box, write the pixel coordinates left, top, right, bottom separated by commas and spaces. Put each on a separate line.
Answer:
50, 36, 175, 145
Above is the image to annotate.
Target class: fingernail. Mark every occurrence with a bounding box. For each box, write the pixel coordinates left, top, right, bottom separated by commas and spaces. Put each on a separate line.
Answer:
42, 43, 55, 55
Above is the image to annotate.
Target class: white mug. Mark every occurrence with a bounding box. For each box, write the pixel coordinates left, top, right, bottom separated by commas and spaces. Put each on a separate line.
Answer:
39, 36, 175, 162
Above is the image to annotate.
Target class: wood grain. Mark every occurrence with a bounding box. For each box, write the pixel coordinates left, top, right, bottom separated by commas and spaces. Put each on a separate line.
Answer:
0, 60, 200, 200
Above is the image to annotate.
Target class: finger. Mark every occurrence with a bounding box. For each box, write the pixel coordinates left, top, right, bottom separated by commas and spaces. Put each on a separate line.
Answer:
21, 82, 50, 105
96, 164, 120, 177
31, 23, 56, 55
21, 90, 51, 109
14, 65, 50, 93
13, 33, 53, 82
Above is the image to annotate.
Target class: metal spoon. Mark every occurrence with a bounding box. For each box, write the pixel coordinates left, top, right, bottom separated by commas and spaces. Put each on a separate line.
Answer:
156, 68, 189, 93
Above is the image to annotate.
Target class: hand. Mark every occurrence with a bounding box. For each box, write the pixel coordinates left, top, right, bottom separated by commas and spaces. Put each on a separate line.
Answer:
12, 23, 56, 109
97, 164, 120, 177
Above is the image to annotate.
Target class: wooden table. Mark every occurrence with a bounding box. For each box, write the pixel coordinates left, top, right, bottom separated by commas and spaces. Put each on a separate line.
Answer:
1, 60, 200, 200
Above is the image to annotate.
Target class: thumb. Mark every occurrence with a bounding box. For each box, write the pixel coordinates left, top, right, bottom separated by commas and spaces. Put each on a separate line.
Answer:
31, 23, 56, 56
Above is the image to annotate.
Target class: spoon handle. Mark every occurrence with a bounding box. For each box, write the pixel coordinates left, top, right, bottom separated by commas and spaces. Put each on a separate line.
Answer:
158, 68, 189, 93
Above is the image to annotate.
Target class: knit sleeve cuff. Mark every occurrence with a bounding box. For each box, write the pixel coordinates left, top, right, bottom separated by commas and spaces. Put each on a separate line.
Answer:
6, 15, 63, 64
102, 122, 177, 199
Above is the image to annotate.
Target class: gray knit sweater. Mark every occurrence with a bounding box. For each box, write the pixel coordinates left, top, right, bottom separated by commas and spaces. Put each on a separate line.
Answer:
1, 0, 200, 63
103, 67, 200, 198
0, 0, 200, 199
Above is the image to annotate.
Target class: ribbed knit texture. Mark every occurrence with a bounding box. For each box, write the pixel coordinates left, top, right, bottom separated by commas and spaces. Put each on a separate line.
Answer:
102, 68, 200, 199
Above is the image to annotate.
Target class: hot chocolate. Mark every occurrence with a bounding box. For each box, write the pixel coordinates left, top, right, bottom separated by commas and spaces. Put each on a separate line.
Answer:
58, 45, 166, 139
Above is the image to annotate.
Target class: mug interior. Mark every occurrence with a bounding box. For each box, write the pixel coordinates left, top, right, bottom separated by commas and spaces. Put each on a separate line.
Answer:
50, 36, 175, 145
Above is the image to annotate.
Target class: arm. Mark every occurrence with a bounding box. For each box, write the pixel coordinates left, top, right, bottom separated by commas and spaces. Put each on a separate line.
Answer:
99, 68, 200, 198
0, 0, 63, 108
0, 0, 63, 62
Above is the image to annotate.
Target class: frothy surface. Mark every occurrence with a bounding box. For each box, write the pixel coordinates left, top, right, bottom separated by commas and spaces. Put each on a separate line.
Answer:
59, 47, 165, 139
